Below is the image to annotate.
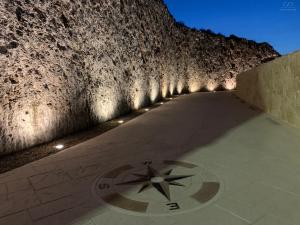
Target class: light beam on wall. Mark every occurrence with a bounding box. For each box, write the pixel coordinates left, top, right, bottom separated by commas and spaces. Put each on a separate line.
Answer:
207, 80, 218, 92
150, 79, 159, 103
169, 78, 175, 95
162, 84, 168, 98
224, 78, 237, 90
15, 103, 56, 150
132, 80, 147, 110
188, 79, 201, 93
93, 85, 119, 122
177, 81, 184, 94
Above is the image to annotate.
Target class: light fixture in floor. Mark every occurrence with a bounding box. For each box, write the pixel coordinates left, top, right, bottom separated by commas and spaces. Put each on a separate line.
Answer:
144, 108, 150, 112
55, 144, 64, 150
118, 120, 124, 124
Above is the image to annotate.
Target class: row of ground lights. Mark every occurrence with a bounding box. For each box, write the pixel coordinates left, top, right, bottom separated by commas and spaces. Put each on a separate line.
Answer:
114, 96, 179, 125
54, 97, 176, 150
53, 89, 226, 150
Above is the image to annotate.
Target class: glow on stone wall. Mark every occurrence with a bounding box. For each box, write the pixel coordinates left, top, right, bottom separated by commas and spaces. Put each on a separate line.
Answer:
132, 79, 147, 110
177, 80, 184, 94
149, 79, 160, 103
161, 78, 169, 98
224, 78, 237, 90
92, 85, 120, 122
188, 78, 201, 93
14, 103, 57, 149
187, 64, 202, 93
169, 77, 176, 95
207, 80, 218, 91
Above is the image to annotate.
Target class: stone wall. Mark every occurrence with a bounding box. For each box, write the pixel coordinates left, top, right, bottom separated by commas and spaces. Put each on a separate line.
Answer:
236, 51, 300, 128
0, 0, 279, 155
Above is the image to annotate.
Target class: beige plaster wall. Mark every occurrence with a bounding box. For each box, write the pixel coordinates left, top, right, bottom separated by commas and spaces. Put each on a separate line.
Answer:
236, 51, 300, 128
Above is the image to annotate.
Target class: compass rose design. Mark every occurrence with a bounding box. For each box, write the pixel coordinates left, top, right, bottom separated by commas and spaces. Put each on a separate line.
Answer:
92, 160, 221, 216
116, 165, 194, 201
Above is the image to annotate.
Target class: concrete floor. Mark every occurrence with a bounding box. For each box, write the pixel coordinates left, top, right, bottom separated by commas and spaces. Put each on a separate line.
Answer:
1, 92, 300, 225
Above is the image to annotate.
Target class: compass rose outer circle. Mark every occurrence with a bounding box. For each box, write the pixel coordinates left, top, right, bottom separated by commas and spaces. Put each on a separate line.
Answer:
92, 160, 223, 216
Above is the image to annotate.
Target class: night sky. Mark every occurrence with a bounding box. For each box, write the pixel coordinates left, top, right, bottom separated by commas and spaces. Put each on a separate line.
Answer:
164, 0, 300, 55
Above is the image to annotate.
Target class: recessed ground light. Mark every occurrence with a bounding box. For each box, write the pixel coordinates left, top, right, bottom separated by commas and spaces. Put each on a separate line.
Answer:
144, 108, 150, 112
55, 144, 64, 150
118, 120, 124, 124
169, 98, 173, 100
160, 102, 164, 105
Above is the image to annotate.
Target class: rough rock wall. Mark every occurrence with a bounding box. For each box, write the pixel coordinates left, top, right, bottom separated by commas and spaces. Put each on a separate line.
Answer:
0, 0, 279, 155
236, 51, 300, 128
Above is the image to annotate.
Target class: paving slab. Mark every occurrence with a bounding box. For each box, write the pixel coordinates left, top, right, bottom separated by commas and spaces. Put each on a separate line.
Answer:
1, 92, 300, 225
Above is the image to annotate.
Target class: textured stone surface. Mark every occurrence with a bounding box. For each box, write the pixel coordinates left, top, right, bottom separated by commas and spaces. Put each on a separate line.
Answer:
0, 0, 279, 154
236, 51, 300, 128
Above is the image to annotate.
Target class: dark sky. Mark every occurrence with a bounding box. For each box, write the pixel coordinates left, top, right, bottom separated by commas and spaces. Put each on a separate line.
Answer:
164, 0, 300, 55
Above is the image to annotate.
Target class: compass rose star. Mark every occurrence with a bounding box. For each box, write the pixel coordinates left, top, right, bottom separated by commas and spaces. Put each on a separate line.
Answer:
116, 166, 194, 201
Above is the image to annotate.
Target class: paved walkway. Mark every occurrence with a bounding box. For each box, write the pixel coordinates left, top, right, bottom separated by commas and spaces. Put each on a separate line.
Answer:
1, 92, 300, 225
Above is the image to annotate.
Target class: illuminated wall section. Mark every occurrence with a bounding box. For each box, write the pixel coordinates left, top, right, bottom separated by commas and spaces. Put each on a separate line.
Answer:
0, 0, 279, 154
